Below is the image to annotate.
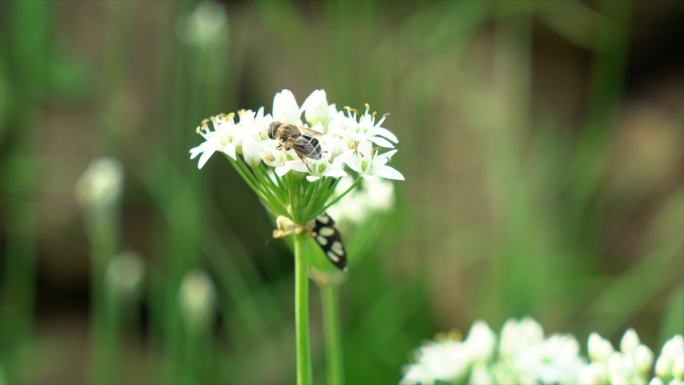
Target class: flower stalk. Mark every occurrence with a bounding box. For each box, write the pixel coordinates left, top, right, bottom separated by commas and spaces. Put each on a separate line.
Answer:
321, 284, 344, 385
294, 234, 312, 385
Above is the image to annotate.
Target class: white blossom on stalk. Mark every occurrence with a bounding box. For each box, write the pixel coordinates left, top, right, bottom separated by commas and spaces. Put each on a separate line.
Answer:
346, 141, 404, 181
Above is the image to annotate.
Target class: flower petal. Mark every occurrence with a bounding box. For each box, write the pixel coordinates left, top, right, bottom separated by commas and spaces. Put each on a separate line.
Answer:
275, 165, 291, 177
197, 147, 216, 169
376, 165, 405, 181
373, 126, 398, 143
345, 155, 362, 173
272, 89, 301, 123
370, 136, 395, 148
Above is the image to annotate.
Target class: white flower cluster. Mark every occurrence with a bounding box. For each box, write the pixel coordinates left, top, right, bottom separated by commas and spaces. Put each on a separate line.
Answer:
401, 317, 684, 385
583, 332, 683, 385
189, 89, 404, 182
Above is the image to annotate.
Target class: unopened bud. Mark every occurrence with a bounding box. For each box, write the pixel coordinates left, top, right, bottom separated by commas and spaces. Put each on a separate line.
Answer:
589, 333, 615, 362
76, 158, 123, 209
105, 252, 144, 297
179, 270, 215, 329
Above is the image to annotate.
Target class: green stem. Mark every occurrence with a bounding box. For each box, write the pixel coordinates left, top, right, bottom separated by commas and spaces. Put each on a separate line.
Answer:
89, 207, 119, 385
321, 284, 344, 385
294, 234, 312, 385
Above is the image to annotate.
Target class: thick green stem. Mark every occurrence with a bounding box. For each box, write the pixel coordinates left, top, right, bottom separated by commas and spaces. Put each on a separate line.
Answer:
321, 284, 344, 385
294, 234, 312, 385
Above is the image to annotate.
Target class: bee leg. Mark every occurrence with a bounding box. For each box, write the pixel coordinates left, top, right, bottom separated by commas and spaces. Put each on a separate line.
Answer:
300, 156, 314, 173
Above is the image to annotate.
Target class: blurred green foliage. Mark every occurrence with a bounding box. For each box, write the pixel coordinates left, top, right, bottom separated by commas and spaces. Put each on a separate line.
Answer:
0, 0, 682, 384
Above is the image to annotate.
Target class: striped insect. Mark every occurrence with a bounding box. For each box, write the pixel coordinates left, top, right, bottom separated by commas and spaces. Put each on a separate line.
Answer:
268, 121, 322, 161
313, 213, 347, 270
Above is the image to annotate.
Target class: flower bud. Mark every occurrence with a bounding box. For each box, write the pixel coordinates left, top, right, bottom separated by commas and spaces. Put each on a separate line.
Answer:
75, 158, 123, 209
179, 270, 215, 329
635, 344, 655, 375
178, 1, 228, 47
465, 321, 496, 362
656, 355, 672, 380
105, 252, 144, 298
301, 90, 332, 126
589, 333, 615, 362
578, 363, 608, 385
621, 329, 641, 355
673, 355, 684, 380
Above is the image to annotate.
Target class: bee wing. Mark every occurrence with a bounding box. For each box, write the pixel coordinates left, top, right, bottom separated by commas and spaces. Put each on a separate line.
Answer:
299, 127, 322, 137
313, 213, 347, 270
294, 134, 322, 160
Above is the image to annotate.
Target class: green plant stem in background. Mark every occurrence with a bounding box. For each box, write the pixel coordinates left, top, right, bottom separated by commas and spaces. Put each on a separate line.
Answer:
88, 207, 119, 385
321, 284, 344, 385
294, 234, 312, 385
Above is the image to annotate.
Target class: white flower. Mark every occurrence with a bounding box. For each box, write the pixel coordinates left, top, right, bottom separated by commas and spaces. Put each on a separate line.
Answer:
305, 152, 347, 182
272, 89, 302, 124
401, 339, 472, 385
465, 321, 496, 362
622, 329, 641, 355
237, 108, 271, 166
301, 89, 337, 127
499, 317, 545, 358
346, 141, 404, 180
340, 105, 399, 149
531, 335, 585, 385
365, 177, 395, 212
579, 363, 608, 385
656, 335, 684, 380
589, 332, 615, 362
76, 157, 124, 208
189, 113, 240, 168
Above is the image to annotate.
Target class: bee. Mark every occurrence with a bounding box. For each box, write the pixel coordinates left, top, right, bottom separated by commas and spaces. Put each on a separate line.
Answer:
268, 121, 323, 161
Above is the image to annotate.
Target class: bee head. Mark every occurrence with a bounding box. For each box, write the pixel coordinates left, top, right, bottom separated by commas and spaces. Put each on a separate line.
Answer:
268, 122, 280, 139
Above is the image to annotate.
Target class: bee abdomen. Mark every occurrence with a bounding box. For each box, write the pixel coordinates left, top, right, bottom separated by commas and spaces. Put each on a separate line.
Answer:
295, 134, 322, 160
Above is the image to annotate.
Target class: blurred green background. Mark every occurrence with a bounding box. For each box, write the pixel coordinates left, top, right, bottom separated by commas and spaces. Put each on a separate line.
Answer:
0, 0, 683, 384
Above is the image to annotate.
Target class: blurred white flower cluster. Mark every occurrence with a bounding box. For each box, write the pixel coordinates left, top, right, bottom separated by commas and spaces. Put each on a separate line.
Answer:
401, 317, 684, 385
177, 1, 228, 46
190, 89, 404, 182
327, 176, 395, 226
